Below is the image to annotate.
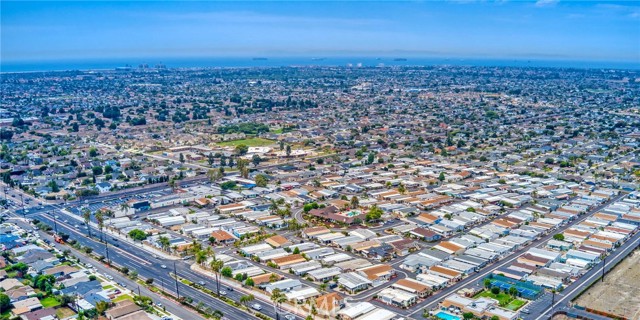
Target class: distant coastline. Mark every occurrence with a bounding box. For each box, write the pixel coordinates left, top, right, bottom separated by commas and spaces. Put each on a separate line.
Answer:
2, 56, 639, 73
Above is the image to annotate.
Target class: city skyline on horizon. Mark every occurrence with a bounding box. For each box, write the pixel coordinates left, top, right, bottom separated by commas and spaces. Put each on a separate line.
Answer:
2, 1, 639, 63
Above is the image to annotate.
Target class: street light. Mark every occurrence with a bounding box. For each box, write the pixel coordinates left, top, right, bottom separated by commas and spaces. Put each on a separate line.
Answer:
20, 194, 25, 216
51, 211, 58, 234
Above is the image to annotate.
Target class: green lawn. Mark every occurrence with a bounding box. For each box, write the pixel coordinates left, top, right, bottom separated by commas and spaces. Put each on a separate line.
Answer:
102, 284, 114, 290
113, 294, 134, 302
217, 138, 274, 147
475, 290, 525, 309
40, 296, 61, 308
506, 299, 526, 311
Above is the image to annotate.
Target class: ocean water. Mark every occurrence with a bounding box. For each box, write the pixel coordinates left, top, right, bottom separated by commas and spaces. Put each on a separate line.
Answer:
1, 57, 639, 73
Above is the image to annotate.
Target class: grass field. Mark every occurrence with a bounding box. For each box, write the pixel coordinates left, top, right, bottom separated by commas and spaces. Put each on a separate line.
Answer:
55, 308, 75, 319
505, 299, 526, 310
217, 137, 274, 147
113, 294, 134, 302
475, 290, 526, 310
40, 296, 61, 308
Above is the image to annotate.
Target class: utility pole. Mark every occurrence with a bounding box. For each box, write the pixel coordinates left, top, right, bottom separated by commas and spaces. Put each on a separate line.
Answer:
104, 240, 110, 265
137, 285, 141, 297
20, 194, 25, 217
51, 211, 58, 234
173, 261, 180, 300
601, 256, 606, 282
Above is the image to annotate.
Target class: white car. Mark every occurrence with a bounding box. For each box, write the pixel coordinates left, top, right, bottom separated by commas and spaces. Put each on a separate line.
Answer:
160, 265, 167, 269
251, 304, 261, 311
220, 290, 227, 296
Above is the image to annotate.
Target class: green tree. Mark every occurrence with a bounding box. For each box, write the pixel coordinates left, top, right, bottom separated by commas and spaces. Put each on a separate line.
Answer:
128, 229, 147, 241
483, 278, 492, 289
365, 205, 383, 222
221, 266, 233, 278
553, 233, 565, 241
245, 277, 254, 287
252, 154, 262, 167
491, 286, 500, 295
235, 144, 249, 156
0, 293, 10, 311
158, 236, 171, 251
255, 174, 268, 187
509, 286, 518, 297
438, 172, 445, 182
285, 145, 291, 157
462, 312, 475, 320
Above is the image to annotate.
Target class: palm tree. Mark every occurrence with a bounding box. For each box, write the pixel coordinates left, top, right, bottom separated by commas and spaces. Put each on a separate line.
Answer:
195, 250, 207, 266
270, 288, 287, 320
350, 196, 359, 209
209, 256, 224, 296
82, 208, 92, 238
190, 240, 202, 255
319, 283, 327, 293
158, 236, 170, 252
119, 202, 130, 214
95, 212, 105, 242
240, 294, 255, 307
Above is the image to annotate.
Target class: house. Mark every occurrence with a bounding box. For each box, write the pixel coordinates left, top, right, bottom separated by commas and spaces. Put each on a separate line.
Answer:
0, 278, 23, 291
96, 182, 112, 193
358, 264, 395, 287
377, 287, 418, 308
105, 300, 153, 320
265, 235, 291, 248
20, 307, 57, 320
336, 302, 376, 320
338, 272, 372, 293
409, 227, 441, 242
10, 297, 42, 316
209, 230, 236, 245
315, 292, 344, 317
263, 279, 303, 293
391, 278, 431, 298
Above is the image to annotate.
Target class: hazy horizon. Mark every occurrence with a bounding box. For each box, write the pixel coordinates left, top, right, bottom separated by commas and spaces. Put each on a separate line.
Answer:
2, 1, 639, 64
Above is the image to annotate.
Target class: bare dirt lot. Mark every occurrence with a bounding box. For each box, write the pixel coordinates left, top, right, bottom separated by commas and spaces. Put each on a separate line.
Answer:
574, 249, 640, 320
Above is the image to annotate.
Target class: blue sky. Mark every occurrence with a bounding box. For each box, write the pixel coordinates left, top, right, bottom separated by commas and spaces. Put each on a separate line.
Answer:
2, 1, 639, 62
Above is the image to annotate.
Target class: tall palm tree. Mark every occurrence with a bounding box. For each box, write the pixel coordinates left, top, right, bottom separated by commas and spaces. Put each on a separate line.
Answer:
95, 212, 105, 242
209, 256, 224, 296
82, 208, 92, 238
270, 288, 287, 320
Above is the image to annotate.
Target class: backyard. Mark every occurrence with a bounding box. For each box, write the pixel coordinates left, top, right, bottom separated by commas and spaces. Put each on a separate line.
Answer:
217, 138, 274, 147
40, 296, 61, 308
475, 290, 526, 311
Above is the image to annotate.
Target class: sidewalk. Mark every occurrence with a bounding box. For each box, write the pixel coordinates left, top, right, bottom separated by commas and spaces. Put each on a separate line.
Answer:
190, 264, 314, 319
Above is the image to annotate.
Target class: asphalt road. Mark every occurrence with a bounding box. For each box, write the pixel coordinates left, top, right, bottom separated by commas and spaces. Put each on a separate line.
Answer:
398, 192, 628, 319
30, 209, 307, 320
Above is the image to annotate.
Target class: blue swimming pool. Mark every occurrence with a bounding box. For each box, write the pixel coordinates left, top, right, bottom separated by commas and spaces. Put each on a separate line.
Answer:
436, 311, 461, 320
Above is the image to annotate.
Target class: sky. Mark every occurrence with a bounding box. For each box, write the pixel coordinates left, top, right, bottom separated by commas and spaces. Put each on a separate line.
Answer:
1, 1, 639, 63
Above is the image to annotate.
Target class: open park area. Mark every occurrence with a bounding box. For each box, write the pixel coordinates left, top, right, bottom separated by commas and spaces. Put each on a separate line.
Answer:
216, 137, 275, 147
